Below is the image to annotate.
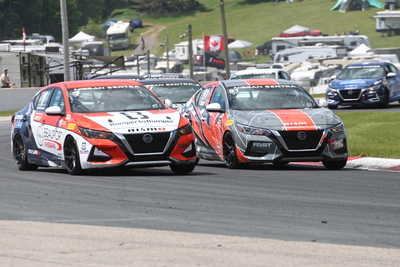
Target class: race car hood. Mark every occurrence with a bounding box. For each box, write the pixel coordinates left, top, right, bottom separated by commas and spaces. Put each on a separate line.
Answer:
231, 108, 341, 131
330, 78, 383, 90
75, 110, 182, 134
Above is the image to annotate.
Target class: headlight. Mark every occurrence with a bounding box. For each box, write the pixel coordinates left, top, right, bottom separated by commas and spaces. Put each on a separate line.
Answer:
327, 87, 337, 93
329, 123, 345, 134
178, 124, 192, 135
364, 85, 380, 92
237, 123, 272, 136
78, 127, 115, 139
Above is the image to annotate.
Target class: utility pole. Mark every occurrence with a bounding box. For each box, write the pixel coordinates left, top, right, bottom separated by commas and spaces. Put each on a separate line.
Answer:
166, 36, 170, 73
187, 24, 194, 79
60, 0, 70, 81
220, 0, 230, 78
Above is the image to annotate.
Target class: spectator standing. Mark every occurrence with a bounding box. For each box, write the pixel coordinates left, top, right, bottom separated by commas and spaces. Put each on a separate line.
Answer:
1, 68, 15, 88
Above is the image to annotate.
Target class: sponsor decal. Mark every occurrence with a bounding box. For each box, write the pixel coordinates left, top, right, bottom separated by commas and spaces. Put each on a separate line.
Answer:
128, 127, 166, 133
44, 140, 62, 150
252, 142, 271, 149
269, 110, 317, 131
36, 126, 64, 147
80, 142, 89, 154
226, 120, 234, 126
34, 115, 42, 121
28, 149, 40, 155
96, 147, 117, 152
67, 123, 76, 130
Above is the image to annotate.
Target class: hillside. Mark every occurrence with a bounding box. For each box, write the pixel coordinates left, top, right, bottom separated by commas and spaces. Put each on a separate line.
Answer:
113, 0, 400, 60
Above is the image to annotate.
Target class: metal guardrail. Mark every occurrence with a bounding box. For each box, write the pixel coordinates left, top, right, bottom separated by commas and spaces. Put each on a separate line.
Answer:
0, 87, 41, 111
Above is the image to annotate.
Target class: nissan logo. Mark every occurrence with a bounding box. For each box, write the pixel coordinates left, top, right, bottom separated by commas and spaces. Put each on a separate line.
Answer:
297, 131, 307, 140
142, 133, 153, 143
347, 90, 353, 95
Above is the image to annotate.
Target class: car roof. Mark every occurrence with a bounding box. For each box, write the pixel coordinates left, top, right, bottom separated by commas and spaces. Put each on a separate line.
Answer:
91, 74, 145, 80
205, 78, 297, 88
140, 78, 201, 84
346, 62, 388, 67
232, 68, 283, 75
44, 79, 145, 90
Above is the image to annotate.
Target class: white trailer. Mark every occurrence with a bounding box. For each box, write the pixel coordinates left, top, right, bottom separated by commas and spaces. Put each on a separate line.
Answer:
273, 45, 348, 64
268, 35, 371, 57
173, 39, 204, 62
107, 21, 131, 50
373, 10, 400, 35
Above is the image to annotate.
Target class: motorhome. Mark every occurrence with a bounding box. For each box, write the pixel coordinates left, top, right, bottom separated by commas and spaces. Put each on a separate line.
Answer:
173, 39, 204, 62
107, 21, 131, 50
273, 45, 348, 64
268, 35, 371, 57
373, 10, 400, 36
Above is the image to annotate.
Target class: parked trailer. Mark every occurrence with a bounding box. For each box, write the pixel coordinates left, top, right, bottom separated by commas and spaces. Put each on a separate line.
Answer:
373, 10, 400, 35
267, 35, 371, 57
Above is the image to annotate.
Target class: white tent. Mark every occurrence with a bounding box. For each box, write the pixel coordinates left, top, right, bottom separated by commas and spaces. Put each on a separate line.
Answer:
281, 25, 312, 34
69, 31, 95, 42
348, 44, 372, 56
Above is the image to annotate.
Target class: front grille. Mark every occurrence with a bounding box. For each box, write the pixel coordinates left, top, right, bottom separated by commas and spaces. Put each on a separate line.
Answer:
279, 130, 323, 150
123, 132, 171, 153
338, 89, 362, 100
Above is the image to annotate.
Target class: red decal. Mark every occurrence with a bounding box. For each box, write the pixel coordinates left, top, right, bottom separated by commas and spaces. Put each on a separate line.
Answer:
245, 79, 279, 86
269, 110, 317, 131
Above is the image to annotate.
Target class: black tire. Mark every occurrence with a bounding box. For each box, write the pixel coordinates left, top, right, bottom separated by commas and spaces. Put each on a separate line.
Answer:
64, 136, 84, 175
12, 134, 38, 171
223, 132, 240, 169
380, 91, 390, 108
322, 158, 347, 170
170, 163, 196, 175
328, 105, 338, 110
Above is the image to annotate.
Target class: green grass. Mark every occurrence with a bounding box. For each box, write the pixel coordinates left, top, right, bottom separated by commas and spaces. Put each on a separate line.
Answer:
108, 0, 400, 59
336, 112, 400, 158
0, 111, 16, 117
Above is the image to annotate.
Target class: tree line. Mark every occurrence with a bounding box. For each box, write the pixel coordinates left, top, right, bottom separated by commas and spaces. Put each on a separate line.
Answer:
0, 0, 203, 43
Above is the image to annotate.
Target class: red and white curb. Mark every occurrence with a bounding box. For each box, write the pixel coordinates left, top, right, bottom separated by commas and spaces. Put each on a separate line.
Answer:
296, 157, 400, 172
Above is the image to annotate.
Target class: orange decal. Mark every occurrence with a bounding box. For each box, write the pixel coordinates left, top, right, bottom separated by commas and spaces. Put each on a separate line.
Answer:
67, 123, 76, 130
245, 79, 279, 86
269, 110, 317, 131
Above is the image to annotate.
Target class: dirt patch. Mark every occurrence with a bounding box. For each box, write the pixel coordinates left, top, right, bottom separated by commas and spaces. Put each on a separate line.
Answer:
130, 23, 166, 56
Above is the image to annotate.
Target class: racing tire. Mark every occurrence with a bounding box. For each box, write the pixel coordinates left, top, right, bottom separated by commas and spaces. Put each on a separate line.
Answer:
223, 132, 240, 169
328, 105, 338, 110
64, 136, 85, 175
379, 91, 390, 108
322, 158, 347, 170
13, 134, 38, 171
170, 163, 196, 175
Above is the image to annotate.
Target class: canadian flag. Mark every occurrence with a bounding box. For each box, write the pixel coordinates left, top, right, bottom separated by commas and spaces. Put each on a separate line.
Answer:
22, 27, 27, 45
204, 35, 224, 51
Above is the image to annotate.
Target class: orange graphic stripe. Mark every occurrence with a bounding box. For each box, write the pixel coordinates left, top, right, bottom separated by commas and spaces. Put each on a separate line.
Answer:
269, 109, 317, 131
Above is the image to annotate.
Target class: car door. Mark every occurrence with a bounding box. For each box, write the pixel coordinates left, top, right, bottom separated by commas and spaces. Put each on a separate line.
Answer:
30, 87, 68, 161
386, 63, 400, 99
201, 85, 228, 160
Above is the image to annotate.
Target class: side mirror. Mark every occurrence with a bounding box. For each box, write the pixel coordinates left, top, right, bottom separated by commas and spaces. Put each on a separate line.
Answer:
318, 99, 328, 108
387, 72, 396, 78
45, 106, 64, 116
206, 103, 224, 112
164, 99, 173, 108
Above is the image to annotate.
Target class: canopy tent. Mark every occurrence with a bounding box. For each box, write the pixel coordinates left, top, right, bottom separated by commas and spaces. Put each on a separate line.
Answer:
228, 40, 254, 49
69, 31, 95, 43
330, 0, 384, 12
348, 43, 372, 56
279, 25, 322, 37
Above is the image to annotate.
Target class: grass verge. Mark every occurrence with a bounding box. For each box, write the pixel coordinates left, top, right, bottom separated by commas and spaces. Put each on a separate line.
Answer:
336, 112, 400, 159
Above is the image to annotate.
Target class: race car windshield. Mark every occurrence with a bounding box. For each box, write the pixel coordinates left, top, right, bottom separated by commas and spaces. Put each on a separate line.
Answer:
230, 73, 276, 79
146, 83, 201, 103
227, 85, 318, 110
68, 86, 166, 113
337, 66, 385, 79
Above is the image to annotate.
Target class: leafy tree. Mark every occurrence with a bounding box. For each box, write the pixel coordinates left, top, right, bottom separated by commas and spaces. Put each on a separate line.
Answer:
131, 0, 204, 16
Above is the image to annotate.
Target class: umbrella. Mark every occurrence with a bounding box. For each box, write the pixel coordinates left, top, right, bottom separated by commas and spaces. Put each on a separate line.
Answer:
228, 40, 254, 49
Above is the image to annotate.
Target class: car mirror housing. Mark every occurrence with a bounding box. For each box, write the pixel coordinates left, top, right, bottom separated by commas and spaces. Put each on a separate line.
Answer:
318, 99, 328, 108
206, 103, 224, 112
387, 72, 396, 78
45, 106, 64, 116
164, 99, 173, 108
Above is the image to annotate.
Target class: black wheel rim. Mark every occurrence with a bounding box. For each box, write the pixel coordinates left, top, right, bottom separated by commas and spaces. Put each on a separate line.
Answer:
64, 139, 76, 172
223, 133, 236, 167
13, 136, 24, 166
